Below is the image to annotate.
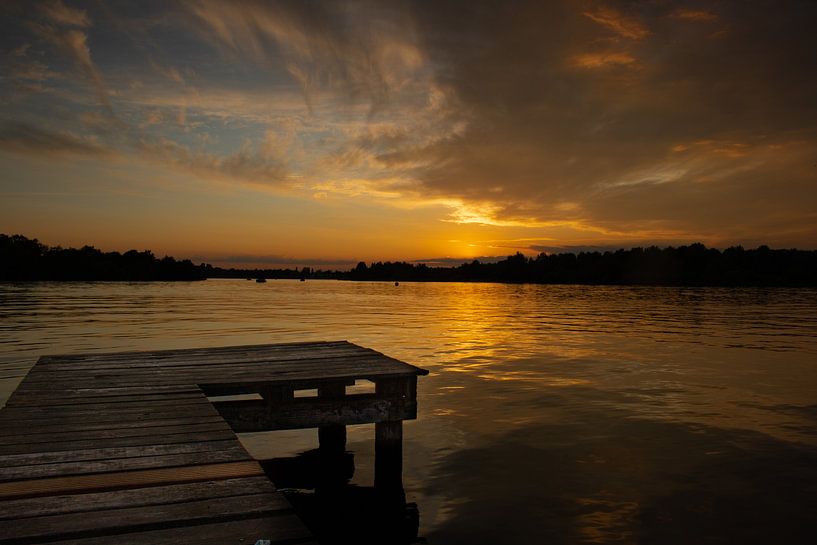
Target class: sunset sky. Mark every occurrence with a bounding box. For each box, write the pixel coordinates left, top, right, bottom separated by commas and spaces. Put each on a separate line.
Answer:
1, 1, 816, 268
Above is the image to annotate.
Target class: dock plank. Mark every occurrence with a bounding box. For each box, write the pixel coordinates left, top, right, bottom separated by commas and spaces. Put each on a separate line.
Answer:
0, 440, 247, 468
0, 461, 265, 499
0, 429, 239, 456
47, 516, 315, 545
0, 449, 252, 482
0, 476, 276, 520
0, 492, 291, 544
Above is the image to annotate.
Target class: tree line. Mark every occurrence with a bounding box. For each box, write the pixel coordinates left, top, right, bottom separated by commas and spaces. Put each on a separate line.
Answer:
0, 234, 205, 281
337, 244, 817, 286
3, 234, 816, 286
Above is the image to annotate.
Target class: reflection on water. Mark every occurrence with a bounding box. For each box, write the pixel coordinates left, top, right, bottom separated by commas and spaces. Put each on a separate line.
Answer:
260, 448, 419, 544
2, 280, 817, 543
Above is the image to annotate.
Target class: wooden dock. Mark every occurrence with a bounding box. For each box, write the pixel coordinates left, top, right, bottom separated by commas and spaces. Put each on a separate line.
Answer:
0, 341, 428, 544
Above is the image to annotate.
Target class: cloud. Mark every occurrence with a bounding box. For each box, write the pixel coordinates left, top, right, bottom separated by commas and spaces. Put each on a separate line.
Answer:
0, 122, 113, 157
671, 9, 718, 22
186, 0, 428, 114
27, 1, 111, 112
411, 256, 507, 266
582, 6, 649, 40
571, 51, 636, 69
528, 244, 675, 255
1, 44, 60, 96
38, 0, 90, 28
136, 137, 289, 187
57, 29, 110, 110
198, 254, 355, 267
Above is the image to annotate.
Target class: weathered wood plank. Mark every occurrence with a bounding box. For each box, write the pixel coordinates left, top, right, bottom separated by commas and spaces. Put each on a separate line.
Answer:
0, 430, 238, 456
0, 440, 245, 468
29, 345, 370, 372
0, 449, 252, 482
0, 460, 265, 500
0, 422, 232, 447
4, 393, 207, 408
33, 341, 352, 368
0, 415, 226, 437
0, 476, 276, 520
46, 515, 315, 545
18, 357, 423, 386
35, 340, 345, 360
0, 398, 210, 415
0, 405, 219, 426
0, 492, 291, 544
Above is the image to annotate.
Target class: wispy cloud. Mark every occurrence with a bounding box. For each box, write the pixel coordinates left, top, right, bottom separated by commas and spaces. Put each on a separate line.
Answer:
29, 1, 111, 112
38, 0, 90, 28
582, 6, 649, 40
571, 51, 636, 69
195, 254, 356, 267
0, 122, 114, 157
136, 137, 289, 188
671, 9, 718, 22
186, 0, 427, 115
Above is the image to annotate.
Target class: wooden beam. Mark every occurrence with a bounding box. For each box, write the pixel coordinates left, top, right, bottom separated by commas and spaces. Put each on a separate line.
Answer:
198, 379, 355, 398
211, 395, 416, 433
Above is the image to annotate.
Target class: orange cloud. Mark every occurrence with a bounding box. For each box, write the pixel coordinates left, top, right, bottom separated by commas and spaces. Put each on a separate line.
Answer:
571, 51, 636, 68
583, 7, 649, 39
671, 9, 718, 22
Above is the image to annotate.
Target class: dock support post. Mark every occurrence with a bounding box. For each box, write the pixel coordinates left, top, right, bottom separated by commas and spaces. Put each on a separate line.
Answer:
375, 420, 403, 488
317, 383, 346, 453
374, 378, 406, 502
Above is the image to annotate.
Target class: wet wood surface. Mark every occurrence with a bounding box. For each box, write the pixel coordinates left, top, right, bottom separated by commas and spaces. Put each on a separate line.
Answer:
0, 341, 426, 544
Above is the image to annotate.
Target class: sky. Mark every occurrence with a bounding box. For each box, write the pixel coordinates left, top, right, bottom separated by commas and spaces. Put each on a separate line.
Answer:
1, 0, 816, 268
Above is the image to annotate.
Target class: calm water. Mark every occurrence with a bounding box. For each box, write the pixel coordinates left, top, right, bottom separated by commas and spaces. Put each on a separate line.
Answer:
2, 280, 817, 544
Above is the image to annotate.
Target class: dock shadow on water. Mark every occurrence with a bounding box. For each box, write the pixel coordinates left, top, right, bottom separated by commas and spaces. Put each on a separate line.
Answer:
258, 447, 420, 544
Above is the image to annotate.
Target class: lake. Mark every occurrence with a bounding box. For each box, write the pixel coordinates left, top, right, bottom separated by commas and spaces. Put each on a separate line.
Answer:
2, 280, 816, 544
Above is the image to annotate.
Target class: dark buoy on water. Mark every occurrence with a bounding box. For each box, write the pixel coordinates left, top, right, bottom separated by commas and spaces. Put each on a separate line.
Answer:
256, 277, 267, 283
300, 277, 306, 282
395, 281, 399, 286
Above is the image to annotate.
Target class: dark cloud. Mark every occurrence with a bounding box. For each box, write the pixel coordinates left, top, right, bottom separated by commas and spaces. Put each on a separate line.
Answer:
411, 256, 507, 266
192, 254, 357, 269
393, 0, 817, 244
528, 245, 638, 255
